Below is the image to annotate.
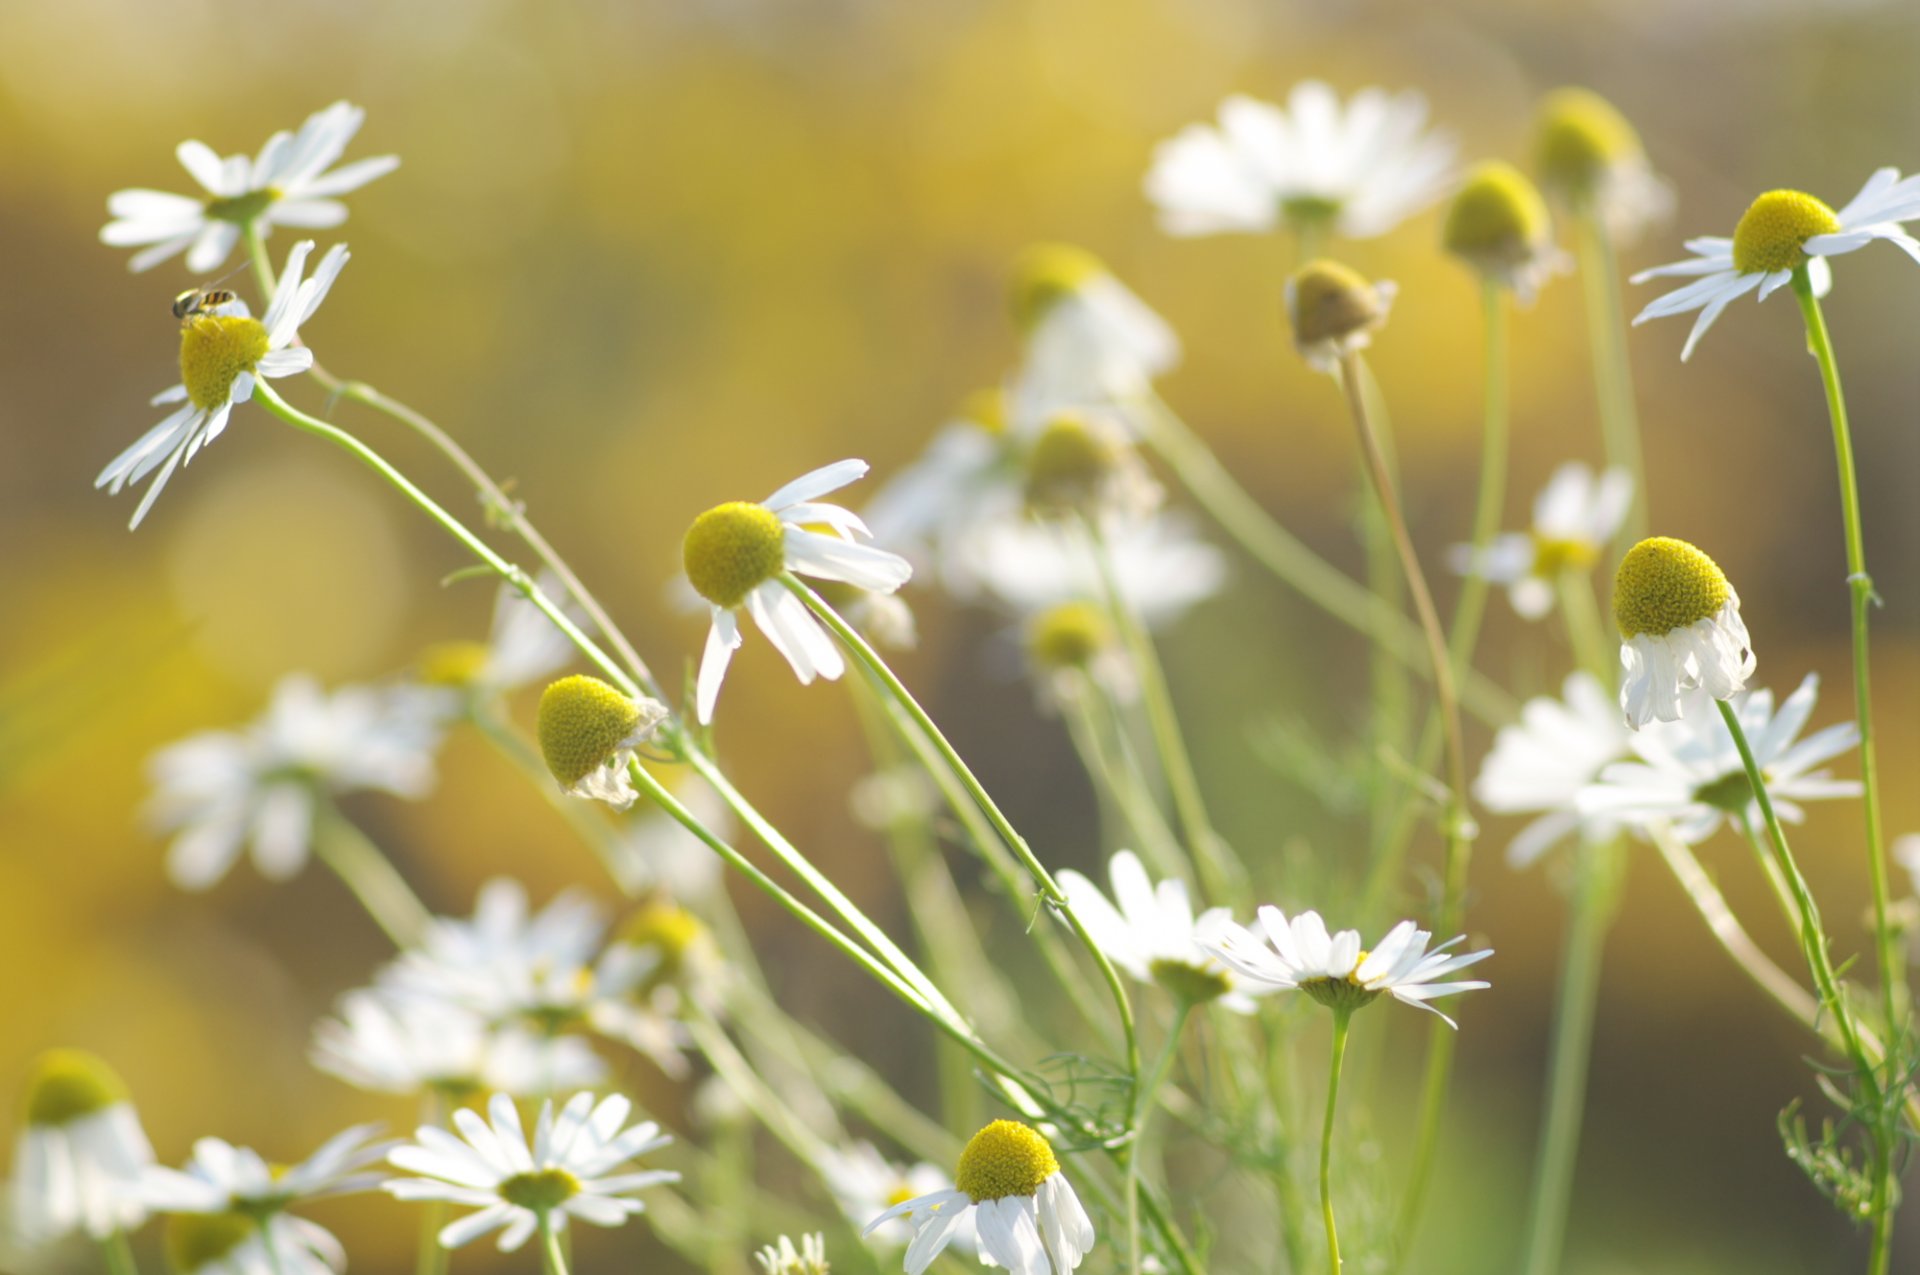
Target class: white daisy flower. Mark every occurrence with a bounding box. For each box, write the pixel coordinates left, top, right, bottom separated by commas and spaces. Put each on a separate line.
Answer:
1611, 537, 1755, 729
1448, 464, 1632, 620
10, 1051, 156, 1245
1022, 600, 1135, 710
1632, 169, 1920, 359
96, 240, 348, 528
1009, 244, 1179, 435
1146, 83, 1455, 241
863, 389, 1021, 587
1576, 674, 1860, 846
419, 571, 580, 699
143, 1125, 391, 1216
821, 1142, 975, 1256
1533, 88, 1672, 243
1284, 259, 1397, 374
757, 1233, 831, 1275
160, 1212, 346, 1275
383, 1091, 678, 1253
865, 1120, 1093, 1275
146, 672, 445, 891
100, 101, 398, 274
535, 675, 670, 810
1443, 161, 1569, 304
311, 990, 608, 1100
1057, 850, 1256, 1010
959, 512, 1225, 627
681, 459, 912, 724
1474, 672, 1632, 868
1200, 907, 1492, 1029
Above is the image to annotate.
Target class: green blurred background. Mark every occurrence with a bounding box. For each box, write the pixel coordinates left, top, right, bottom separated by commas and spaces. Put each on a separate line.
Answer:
2, 0, 1918, 1270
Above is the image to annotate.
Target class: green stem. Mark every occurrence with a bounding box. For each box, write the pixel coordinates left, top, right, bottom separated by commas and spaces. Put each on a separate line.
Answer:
537, 1212, 570, 1275
684, 1003, 837, 1167
312, 802, 431, 948
1573, 208, 1648, 548
1060, 682, 1187, 881
1447, 281, 1510, 682
1320, 1008, 1354, 1275
1556, 571, 1611, 681
1127, 1003, 1193, 1275
1083, 519, 1242, 899
257, 1217, 289, 1275
1791, 271, 1902, 1042
791, 575, 1140, 1084
100, 1230, 140, 1275
413, 1093, 451, 1275
1518, 837, 1625, 1275
468, 702, 634, 890
243, 220, 276, 301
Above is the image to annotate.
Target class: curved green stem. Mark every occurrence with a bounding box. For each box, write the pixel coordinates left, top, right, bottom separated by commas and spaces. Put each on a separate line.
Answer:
1127, 1002, 1192, 1275
1447, 281, 1510, 682
1320, 1008, 1354, 1275
1060, 681, 1187, 881
100, 1230, 140, 1275
256, 1217, 289, 1275
312, 801, 430, 948
537, 1211, 570, 1275
1573, 208, 1648, 548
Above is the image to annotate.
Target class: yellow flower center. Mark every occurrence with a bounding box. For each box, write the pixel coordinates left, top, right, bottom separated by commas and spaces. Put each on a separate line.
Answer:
885, 1183, 919, 1208
499, 1167, 582, 1211
1444, 161, 1552, 265
1531, 534, 1598, 578
617, 902, 707, 988
1027, 601, 1111, 671
537, 675, 649, 787
1534, 88, 1643, 196
962, 386, 1008, 436
203, 188, 280, 225
953, 1120, 1059, 1203
166, 1211, 256, 1271
1024, 413, 1122, 513
684, 501, 786, 609
1731, 189, 1841, 275
1287, 259, 1388, 348
1010, 243, 1105, 334
180, 315, 270, 411
418, 640, 490, 688
24, 1049, 128, 1127
1612, 536, 1732, 639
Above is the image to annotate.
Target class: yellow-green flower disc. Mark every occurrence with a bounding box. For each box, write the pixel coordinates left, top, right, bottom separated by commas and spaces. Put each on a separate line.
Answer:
1287, 259, 1389, 348
618, 901, 707, 984
1444, 161, 1552, 266
418, 640, 490, 688
1534, 88, 1644, 197
498, 1167, 582, 1211
1731, 190, 1842, 275
23, 1049, 129, 1127
683, 501, 786, 609
1612, 536, 1732, 639
1010, 243, 1105, 334
1027, 601, 1111, 671
1024, 413, 1121, 512
538, 675, 647, 788
180, 315, 270, 411
953, 1120, 1059, 1203
166, 1211, 257, 1272
962, 386, 1008, 435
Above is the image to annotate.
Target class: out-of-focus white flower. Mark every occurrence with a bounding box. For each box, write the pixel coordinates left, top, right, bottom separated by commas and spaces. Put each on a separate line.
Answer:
1443, 161, 1569, 304
144, 1126, 390, 1217
756, 1233, 831, 1274
1532, 87, 1672, 243
822, 1142, 974, 1256
1449, 464, 1632, 620
957, 513, 1225, 626
146, 672, 444, 891
310, 990, 608, 1099
1473, 673, 1630, 868
863, 390, 1021, 587
1284, 259, 1397, 374
1146, 83, 1455, 242
607, 774, 729, 901
101, 101, 397, 274
1008, 244, 1179, 435
419, 572, 580, 700
160, 1213, 346, 1275
1057, 851, 1257, 1010
10, 1051, 155, 1245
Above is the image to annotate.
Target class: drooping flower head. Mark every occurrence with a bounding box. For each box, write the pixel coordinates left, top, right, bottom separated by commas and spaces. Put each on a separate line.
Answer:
1285, 258, 1396, 374
11, 1050, 156, 1244
101, 101, 397, 274
536, 675, 670, 810
1532, 87, 1672, 242
1008, 245, 1179, 434
682, 460, 912, 724
1473, 672, 1630, 868
865, 1120, 1093, 1275
1611, 536, 1754, 728
1443, 161, 1568, 303
1633, 169, 1920, 359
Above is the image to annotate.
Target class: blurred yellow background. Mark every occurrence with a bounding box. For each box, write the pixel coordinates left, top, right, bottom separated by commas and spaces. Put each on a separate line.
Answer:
2, 0, 1918, 1270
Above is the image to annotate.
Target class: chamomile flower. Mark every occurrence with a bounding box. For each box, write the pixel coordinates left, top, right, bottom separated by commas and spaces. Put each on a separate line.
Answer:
419, 572, 580, 699
10, 1051, 156, 1244
757, 1233, 831, 1275
1146, 82, 1456, 241
161, 1212, 345, 1275
1022, 411, 1160, 523
1473, 672, 1631, 868
863, 389, 1020, 584
146, 672, 445, 891
1009, 244, 1179, 434
1200, 908, 1492, 1029
1444, 161, 1569, 304
957, 512, 1226, 626
101, 101, 397, 274
143, 1126, 391, 1216
683, 460, 912, 724
96, 240, 348, 528
1633, 169, 1920, 359
822, 1142, 974, 1256
311, 990, 608, 1100
1023, 600, 1134, 709
535, 675, 670, 810
1532, 88, 1672, 243
1576, 674, 1860, 846
1448, 464, 1632, 620
865, 1120, 1093, 1275
1611, 537, 1754, 729
1057, 850, 1255, 1009
1285, 259, 1396, 374
383, 1092, 678, 1253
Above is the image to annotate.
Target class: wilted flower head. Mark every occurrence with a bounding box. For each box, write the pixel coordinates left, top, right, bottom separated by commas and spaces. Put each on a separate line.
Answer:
1285, 259, 1396, 374
536, 675, 670, 810
1444, 161, 1568, 303
1532, 87, 1671, 241
11, 1050, 155, 1244
1611, 536, 1754, 728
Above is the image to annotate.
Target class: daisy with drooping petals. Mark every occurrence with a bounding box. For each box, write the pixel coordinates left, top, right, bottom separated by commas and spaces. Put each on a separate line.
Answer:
383, 1091, 678, 1253
1577, 674, 1860, 846
1473, 672, 1630, 868
535, 675, 670, 810
1632, 169, 1920, 359
101, 101, 397, 274
10, 1051, 157, 1245
1532, 88, 1672, 243
1057, 850, 1257, 1010
865, 1120, 1093, 1275
1448, 463, 1632, 620
1443, 161, 1569, 305
1200, 907, 1492, 1028
821, 1142, 975, 1256
96, 240, 349, 527
1611, 537, 1754, 729
682, 460, 912, 723
1146, 82, 1456, 242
